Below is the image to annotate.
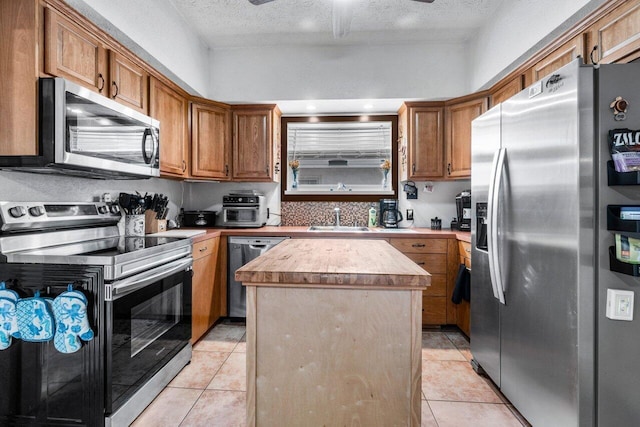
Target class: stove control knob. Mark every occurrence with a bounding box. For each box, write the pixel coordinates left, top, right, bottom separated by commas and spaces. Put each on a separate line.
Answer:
98, 205, 108, 214
8, 206, 27, 218
28, 206, 45, 217
109, 205, 120, 214
238, 197, 243, 202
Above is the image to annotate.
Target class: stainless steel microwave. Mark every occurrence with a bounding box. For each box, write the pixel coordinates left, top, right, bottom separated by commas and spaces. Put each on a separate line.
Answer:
0, 78, 160, 179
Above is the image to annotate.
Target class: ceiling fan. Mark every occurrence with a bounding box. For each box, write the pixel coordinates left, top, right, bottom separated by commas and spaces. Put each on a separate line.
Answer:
247, 0, 436, 38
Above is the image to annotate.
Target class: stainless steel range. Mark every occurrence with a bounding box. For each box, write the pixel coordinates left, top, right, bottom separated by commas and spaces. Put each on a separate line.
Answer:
0, 201, 193, 427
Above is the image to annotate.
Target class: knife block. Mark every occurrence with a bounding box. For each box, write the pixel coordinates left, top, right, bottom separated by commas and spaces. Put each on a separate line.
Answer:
144, 210, 167, 234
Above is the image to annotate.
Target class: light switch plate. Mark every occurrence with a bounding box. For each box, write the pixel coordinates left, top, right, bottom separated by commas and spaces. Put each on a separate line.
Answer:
606, 289, 634, 321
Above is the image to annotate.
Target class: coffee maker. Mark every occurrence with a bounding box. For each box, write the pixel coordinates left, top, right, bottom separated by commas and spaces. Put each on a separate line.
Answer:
379, 199, 403, 228
453, 190, 471, 231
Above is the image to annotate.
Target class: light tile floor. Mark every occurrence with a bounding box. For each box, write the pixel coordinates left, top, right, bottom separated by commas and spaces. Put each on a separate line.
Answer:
133, 324, 531, 427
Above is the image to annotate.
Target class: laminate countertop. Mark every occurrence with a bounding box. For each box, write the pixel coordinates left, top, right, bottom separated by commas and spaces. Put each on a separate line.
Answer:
235, 238, 430, 290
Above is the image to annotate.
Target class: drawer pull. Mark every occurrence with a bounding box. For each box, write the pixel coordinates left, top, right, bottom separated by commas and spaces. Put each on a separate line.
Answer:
412, 243, 426, 248
199, 247, 208, 252
417, 262, 425, 266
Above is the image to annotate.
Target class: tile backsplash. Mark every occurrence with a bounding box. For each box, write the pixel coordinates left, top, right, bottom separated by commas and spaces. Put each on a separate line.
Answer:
281, 202, 373, 226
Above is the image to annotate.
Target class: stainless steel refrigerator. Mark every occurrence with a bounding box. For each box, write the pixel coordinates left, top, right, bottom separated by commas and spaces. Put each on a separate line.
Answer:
471, 59, 640, 426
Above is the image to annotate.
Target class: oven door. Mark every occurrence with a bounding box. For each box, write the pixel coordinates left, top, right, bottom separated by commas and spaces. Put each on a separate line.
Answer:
105, 257, 192, 418
223, 206, 259, 226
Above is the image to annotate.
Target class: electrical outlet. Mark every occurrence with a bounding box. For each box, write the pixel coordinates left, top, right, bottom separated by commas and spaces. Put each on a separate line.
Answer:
606, 289, 634, 321
406, 209, 414, 221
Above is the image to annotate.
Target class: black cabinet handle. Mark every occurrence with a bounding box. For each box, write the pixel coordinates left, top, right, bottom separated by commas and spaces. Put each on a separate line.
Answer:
225, 165, 229, 176
412, 243, 426, 248
412, 163, 416, 174
447, 163, 451, 175
112, 81, 119, 97
98, 73, 105, 92
182, 160, 187, 172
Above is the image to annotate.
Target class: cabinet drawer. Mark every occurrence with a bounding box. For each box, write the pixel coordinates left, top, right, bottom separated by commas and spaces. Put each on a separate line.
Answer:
422, 274, 446, 297
193, 238, 215, 260
390, 238, 448, 254
404, 253, 447, 274
422, 296, 447, 325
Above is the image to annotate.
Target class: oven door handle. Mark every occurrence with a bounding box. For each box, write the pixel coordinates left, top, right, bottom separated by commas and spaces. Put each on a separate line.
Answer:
106, 257, 193, 301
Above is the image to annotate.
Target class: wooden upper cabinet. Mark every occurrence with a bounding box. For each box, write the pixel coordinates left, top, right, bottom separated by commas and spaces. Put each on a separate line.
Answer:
232, 106, 278, 181
191, 102, 231, 180
1, 0, 39, 156
44, 7, 149, 113
44, 7, 108, 93
525, 34, 586, 86
490, 75, 523, 107
589, 1, 640, 64
405, 104, 445, 180
109, 51, 148, 113
150, 77, 189, 177
445, 96, 488, 179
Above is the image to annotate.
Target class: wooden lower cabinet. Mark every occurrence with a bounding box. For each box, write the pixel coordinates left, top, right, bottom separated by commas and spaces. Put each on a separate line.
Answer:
390, 238, 458, 326
191, 236, 221, 343
456, 240, 471, 337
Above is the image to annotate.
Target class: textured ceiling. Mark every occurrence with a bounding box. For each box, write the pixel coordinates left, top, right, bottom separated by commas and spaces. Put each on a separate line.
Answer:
169, 0, 505, 48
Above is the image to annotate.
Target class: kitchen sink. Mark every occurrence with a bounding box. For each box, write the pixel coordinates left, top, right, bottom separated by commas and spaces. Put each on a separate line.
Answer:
307, 225, 371, 232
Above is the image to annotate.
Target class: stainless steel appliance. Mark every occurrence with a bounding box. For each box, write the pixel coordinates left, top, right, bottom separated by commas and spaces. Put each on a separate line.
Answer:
471, 60, 640, 426
379, 198, 403, 228
0, 201, 192, 426
0, 78, 160, 179
454, 190, 471, 231
221, 193, 267, 228
227, 236, 288, 317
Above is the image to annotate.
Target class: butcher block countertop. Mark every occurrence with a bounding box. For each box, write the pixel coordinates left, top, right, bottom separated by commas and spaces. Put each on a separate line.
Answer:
235, 238, 430, 290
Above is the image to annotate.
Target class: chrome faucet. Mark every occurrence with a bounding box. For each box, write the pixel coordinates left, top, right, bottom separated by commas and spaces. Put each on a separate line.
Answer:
334, 207, 341, 227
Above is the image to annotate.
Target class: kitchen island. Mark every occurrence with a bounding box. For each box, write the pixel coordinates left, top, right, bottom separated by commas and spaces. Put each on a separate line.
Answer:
235, 238, 430, 427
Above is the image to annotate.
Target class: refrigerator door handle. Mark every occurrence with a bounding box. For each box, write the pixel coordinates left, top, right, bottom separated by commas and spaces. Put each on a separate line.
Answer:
487, 148, 507, 304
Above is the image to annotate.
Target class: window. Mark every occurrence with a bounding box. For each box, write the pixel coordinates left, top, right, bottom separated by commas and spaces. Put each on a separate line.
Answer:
281, 115, 398, 202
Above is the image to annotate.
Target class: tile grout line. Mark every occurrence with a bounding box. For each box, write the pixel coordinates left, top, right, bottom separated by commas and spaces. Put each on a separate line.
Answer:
177, 388, 206, 427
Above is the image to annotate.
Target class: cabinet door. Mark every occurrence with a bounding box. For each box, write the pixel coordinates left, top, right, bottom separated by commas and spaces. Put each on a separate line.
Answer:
233, 108, 273, 181
445, 97, 488, 178
408, 106, 444, 179
44, 7, 107, 94
191, 102, 232, 179
150, 77, 189, 177
1, 0, 38, 156
525, 34, 585, 86
192, 239, 219, 343
589, 2, 640, 64
490, 75, 523, 107
109, 51, 148, 113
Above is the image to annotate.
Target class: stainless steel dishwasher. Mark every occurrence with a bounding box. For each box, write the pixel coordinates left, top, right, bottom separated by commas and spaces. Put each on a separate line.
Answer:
227, 236, 289, 318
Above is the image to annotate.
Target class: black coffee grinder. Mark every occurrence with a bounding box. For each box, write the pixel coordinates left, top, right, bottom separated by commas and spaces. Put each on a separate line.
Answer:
453, 190, 471, 231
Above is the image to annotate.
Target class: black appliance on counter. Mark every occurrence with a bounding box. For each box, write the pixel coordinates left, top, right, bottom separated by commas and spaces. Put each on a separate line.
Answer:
453, 190, 471, 231
0, 201, 193, 427
181, 210, 217, 227
379, 199, 403, 228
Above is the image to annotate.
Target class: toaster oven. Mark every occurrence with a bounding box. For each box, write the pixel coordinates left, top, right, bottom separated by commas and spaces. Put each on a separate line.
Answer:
221, 194, 267, 228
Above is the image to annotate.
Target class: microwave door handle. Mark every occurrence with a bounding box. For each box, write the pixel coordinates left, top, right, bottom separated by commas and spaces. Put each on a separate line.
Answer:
142, 128, 158, 165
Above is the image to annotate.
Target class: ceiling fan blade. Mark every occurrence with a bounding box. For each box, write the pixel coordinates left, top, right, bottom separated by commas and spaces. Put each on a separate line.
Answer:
248, 0, 276, 5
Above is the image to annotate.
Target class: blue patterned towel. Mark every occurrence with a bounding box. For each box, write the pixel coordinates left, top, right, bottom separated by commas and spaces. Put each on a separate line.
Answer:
16, 291, 55, 342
